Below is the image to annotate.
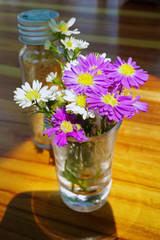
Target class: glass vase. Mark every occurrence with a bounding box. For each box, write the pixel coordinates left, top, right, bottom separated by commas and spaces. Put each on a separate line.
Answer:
51, 121, 122, 212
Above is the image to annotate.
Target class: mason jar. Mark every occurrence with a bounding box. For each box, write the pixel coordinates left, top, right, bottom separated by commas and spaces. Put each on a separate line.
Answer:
17, 9, 62, 149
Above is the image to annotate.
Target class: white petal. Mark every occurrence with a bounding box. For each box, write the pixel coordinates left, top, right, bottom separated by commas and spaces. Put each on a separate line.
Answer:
14, 88, 26, 95
35, 80, 42, 91
105, 57, 111, 62
63, 90, 76, 101
101, 53, 106, 58
63, 31, 71, 36
57, 89, 64, 97
50, 18, 57, 25
50, 86, 58, 92
88, 111, 95, 118
39, 86, 48, 94
71, 29, 80, 34
50, 95, 56, 101
49, 19, 58, 32
68, 51, 74, 58
59, 20, 65, 25
63, 29, 80, 36
67, 18, 76, 27
66, 103, 76, 111
22, 82, 31, 91
82, 112, 87, 120
60, 39, 65, 45
79, 54, 86, 59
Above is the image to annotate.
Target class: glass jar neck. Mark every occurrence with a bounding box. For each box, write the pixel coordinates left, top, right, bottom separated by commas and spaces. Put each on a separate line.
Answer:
25, 44, 45, 51
24, 39, 57, 50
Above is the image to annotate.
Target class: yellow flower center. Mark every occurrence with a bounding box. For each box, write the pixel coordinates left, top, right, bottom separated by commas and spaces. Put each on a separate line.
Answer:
102, 93, 118, 107
96, 70, 102, 75
66, 41, 72, 48
60, 121, 73, 133
25, 90, 40, 101
58, 23, 68, 32
89, 65, 102, 75
76, 95, 86, 108
89, 65, 97, 71
119, 63, 135, 76
78, 73, 94, 86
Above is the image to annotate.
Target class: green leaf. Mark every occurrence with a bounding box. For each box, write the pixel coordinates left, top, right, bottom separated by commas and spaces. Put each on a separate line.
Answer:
74, 47, 80, 55
72, 47, 80, 60
97, 129, 102, 136
63, 160, 88, 191
81, 180, 87, 189
50, 45, 60, 53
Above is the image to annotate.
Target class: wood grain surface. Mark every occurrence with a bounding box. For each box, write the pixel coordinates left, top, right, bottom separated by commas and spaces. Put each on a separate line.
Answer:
0, 0, 160, 239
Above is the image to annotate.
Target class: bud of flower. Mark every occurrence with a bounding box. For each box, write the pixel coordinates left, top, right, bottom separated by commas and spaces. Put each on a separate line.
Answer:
57, 95, 66, 106
75, 124, 81, 131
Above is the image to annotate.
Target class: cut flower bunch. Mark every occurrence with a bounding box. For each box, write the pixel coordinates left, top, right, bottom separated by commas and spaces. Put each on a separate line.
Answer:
14, 17, 149, 147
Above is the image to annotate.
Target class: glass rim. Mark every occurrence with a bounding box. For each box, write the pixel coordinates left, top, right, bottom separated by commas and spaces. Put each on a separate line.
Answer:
17, 9, 59, 25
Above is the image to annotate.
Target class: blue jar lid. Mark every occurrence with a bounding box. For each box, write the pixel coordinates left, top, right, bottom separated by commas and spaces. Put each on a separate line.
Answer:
17, 9, 59, 45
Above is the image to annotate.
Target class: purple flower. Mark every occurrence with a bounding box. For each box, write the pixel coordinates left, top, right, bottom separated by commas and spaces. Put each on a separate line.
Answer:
132, 96, 148, 113
78, 53, 110, 75
105, 57, 149, 89
43, 107, 88, 147
86, 87, 135, 122
62, 56, 111, 94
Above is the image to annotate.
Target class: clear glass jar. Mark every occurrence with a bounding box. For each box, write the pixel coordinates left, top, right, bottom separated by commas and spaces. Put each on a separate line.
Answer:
51, 121, 122, 212
18, 9, 62, 149
19, 44, 62, 149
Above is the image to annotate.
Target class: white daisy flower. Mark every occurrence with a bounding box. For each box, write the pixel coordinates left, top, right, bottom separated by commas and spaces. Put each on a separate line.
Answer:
46, 72, 58, 82
76, 39, 89, 49
49, 86, 65, 103
13, 80, 51, 108
56, 89, 66, 104
56, 89, 65, 99
49, 86, 59, 100
64, 59, 79, 71
63, 89, 95, 120
50, 87, 66, 105
61, 37, 78, 51
49, 18, 80, 36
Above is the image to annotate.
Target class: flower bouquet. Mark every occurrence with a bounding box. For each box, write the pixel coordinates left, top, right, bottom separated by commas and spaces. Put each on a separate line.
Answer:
14, 17, 149, 212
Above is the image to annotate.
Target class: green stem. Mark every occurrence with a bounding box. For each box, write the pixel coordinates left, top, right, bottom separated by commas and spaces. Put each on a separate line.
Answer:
35, 102, 42, 111
35, 102, 52, 119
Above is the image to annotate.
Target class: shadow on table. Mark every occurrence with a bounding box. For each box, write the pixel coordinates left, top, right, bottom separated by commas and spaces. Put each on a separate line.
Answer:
0, 191, 118, 240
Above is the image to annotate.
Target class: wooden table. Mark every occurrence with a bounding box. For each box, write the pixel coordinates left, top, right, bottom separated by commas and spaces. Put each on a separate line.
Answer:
0, 1, 160, 239
1, 75, 160, 240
